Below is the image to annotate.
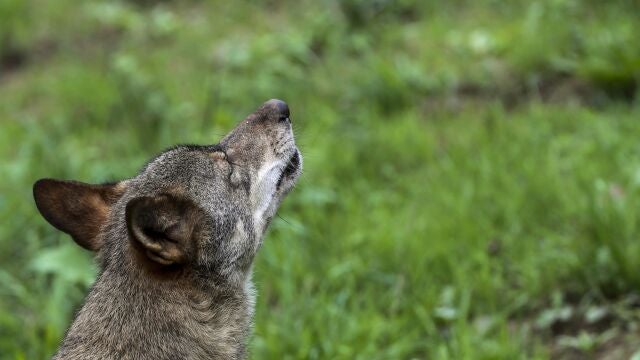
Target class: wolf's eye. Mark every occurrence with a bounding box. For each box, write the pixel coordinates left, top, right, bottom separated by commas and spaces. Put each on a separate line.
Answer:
209, 151, 227, 162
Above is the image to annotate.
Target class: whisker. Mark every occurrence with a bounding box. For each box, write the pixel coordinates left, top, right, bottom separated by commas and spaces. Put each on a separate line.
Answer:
276, 213, 292, 226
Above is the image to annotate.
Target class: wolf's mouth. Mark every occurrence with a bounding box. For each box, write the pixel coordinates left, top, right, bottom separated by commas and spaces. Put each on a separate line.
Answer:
276, 151, 300, 189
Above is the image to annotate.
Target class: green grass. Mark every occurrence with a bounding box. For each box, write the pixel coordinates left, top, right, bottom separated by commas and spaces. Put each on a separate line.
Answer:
1, 0, 639, 358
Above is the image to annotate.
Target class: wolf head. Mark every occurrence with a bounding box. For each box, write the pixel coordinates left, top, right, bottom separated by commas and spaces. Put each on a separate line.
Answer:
33, 99, 302, 283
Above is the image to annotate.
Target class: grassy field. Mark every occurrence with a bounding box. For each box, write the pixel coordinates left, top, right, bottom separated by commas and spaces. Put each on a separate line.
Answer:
1, 0, 639, 358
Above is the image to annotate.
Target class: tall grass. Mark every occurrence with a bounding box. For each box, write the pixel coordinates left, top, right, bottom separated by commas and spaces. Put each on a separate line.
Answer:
0, 0, 638, 358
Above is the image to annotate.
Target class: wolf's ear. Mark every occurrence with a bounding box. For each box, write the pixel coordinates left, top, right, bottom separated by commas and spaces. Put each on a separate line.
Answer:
33, 179, 126, 251
125, 194, 203, 266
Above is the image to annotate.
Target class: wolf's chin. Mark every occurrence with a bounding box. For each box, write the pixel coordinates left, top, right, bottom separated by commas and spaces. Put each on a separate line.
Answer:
276, 150, 301, 192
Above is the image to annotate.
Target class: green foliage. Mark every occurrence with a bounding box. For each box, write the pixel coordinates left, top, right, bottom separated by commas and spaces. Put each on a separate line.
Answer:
0, 0, 639, 358
0, 0, 29, 69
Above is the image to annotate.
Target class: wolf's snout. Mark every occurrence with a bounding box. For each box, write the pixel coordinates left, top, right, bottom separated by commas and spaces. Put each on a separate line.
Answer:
262, 99, 290, 122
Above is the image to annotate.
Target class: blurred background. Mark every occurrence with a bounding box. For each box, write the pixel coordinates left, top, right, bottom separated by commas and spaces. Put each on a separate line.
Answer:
1, 0, 639, 358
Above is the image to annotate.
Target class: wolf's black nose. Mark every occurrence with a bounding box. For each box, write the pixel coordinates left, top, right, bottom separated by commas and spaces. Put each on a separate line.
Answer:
264, 99, 290, 120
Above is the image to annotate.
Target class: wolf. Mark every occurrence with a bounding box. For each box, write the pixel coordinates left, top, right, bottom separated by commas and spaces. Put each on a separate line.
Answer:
33, 99, 302, 359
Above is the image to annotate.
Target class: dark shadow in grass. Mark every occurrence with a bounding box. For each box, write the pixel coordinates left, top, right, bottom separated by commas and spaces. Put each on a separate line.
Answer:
421, 73, 637, 116
0, 46, 27, 75
512, 294, 640, 359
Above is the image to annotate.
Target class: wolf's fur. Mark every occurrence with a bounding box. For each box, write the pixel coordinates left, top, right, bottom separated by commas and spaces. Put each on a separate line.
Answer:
33, 99, 302, 359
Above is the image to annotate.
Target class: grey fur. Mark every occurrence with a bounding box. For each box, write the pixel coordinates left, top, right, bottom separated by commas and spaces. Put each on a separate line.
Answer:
34, 99, 302, 359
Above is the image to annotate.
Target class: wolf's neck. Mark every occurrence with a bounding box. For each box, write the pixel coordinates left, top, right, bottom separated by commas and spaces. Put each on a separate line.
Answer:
56, 265, 254, 359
